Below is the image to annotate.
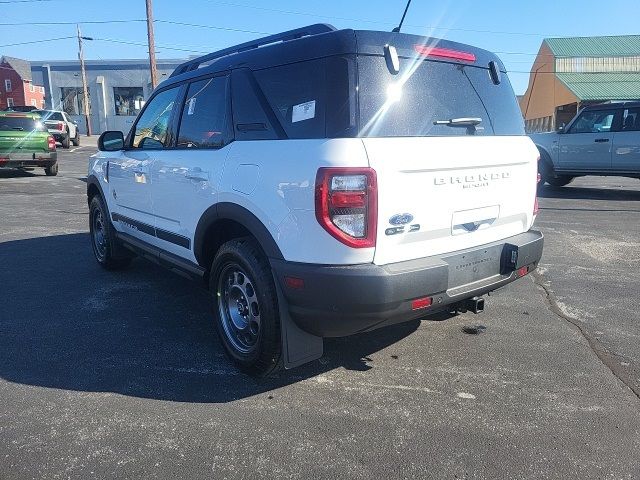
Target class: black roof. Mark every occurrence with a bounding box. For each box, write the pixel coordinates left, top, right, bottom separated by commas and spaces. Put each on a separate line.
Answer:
585, 101, 640, 110
159, 24, 505, 90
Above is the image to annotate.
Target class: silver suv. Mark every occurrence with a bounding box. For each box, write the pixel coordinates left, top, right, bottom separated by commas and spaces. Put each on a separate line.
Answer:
531, 102, 640, 186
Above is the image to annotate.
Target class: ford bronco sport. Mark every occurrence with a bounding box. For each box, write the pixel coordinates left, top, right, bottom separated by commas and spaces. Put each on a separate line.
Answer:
0, 111, 58, 175
87, 24, 544, 375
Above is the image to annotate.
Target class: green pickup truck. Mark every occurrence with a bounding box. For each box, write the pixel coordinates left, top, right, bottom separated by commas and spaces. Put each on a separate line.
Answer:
0, 111, 58, 176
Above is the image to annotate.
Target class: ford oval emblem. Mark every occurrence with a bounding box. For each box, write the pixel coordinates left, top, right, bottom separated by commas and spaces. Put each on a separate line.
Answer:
389, 213, 414, 226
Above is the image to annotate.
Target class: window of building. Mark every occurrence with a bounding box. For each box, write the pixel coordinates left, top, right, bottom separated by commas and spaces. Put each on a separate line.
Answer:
41, 99, 45, 108
5, 79, 11, 92
177, 76, 231, 149
114, 87, 144, 116
40, 86, 45, 94
61, 87, 90, 115
29, 83, 34, 93
31, 99, 37, 107
7, 98, 14, 107
132, 87, 180, 149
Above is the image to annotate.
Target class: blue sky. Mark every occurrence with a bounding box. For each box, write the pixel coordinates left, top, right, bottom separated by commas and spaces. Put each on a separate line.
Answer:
1, 0, 638, 94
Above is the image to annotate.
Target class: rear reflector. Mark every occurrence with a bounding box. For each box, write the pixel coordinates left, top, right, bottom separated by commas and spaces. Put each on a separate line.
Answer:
517, 266, 529, 278
47, 136, 56, 150
414, 45, 476, 62
284, 276, 305, 290
412, 297, 433, 310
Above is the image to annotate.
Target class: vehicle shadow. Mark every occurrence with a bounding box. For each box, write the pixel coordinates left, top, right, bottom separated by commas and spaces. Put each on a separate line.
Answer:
0, 168, 40, 178
538, 184, 640, 202
0, 233, 420, 403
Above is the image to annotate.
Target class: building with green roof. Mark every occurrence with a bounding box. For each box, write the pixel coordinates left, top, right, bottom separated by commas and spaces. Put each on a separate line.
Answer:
519, 35, 640, 132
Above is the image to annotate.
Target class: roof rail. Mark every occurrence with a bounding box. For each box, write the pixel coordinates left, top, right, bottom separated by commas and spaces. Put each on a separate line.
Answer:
169, 23, 337, 78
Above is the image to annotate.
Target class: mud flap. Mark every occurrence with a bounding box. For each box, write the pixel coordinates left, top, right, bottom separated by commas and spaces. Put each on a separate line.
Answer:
273, 275, 323, 369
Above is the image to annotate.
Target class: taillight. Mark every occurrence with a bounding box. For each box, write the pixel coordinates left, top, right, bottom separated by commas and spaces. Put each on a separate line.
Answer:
47, 136, 56, 150
315, 167, 377, 248
57, 122, 65, 131
533, 156, 540, 215
413, 45, 476, 62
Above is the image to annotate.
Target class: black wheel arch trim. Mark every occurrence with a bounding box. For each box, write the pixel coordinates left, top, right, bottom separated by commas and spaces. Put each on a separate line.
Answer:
86, 174, 107, 205
194, 202, 284, 266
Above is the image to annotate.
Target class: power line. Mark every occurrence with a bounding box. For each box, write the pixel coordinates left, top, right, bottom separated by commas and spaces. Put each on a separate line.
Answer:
0, 19, 146, 26
155, 20, 269, 35
0, 0, 52, 3
0, 36, 75, 47
91, 37, 209, 54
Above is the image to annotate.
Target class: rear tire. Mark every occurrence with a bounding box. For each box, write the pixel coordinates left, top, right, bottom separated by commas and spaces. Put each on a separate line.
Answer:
210, 238, 282, 376
71, 131, 80, 146
61, 133, 70, 149
44, 163, 58, 176
89, 195, 133, 270
546, 175, 574, 187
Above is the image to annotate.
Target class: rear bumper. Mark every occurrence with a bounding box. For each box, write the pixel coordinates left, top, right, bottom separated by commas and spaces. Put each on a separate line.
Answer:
271, 230, 544, 337
51, 132, 68, 141
0, 152, 57, 168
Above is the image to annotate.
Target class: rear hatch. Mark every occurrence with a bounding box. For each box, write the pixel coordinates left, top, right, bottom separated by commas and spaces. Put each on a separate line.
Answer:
354, 37, 538, 265
0, 115, 49, 154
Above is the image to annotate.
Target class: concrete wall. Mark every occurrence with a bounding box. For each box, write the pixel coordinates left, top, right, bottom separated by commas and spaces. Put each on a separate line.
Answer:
31, 60, 183, 135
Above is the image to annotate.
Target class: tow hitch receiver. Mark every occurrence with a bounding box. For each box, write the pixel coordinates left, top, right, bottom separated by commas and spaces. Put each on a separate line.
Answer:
457, 296, 485, 314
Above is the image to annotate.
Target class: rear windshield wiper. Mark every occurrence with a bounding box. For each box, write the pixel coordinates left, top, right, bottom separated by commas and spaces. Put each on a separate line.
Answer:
11, 127, 25, 131
433, 117, 482, 135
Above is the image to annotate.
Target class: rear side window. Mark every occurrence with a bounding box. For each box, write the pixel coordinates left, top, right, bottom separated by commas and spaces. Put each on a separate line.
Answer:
357, 56, 524, 137
622, 107, 640, 131
177, 76, 232, 149
254, 59, 327, 139
132, 87, 180, 149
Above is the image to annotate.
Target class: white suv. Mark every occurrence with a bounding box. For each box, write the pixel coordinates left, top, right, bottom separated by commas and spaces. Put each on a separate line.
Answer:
87, 25, 543, 375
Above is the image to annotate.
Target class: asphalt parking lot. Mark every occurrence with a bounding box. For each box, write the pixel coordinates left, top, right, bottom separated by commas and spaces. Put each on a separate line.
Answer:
1, 145, 639, 479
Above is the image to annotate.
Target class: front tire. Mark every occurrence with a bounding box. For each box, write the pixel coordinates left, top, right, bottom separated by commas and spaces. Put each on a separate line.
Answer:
61, 132, 70, 149
44, 163, 58, 176
89, 196, 133, 270
71, 130, 80, 146
210, 238, 282, 376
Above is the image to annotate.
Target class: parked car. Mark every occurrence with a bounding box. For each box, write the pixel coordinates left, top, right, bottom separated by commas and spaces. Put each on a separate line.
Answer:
2, 105, 38, 112
32, 109, 79, 149
530, 102, 640, 186
0, 111, 58, 175
87, 24, 543, 375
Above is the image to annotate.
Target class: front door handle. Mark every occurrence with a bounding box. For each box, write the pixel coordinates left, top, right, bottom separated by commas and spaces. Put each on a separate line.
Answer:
185, 167, 209, 181
594, 138, 609, 143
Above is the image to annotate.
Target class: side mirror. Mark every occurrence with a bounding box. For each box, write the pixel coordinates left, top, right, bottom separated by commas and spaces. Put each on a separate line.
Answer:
72, 121, 78, 126
98, 131, 124, 151
557, 124, 565, 133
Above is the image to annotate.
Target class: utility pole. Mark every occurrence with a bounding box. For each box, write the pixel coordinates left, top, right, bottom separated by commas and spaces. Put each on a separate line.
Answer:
77, 24, 92, 136
146, 0, 158, 90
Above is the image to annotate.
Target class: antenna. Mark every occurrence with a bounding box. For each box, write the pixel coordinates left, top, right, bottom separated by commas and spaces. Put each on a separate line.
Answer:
392, 0, 413, 33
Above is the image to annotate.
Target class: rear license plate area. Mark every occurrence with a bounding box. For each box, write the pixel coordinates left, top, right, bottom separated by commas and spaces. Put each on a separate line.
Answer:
445, 244, 503, 289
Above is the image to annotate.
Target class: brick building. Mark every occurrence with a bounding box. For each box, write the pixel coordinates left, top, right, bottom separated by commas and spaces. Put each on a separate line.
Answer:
0, 56, 45, 110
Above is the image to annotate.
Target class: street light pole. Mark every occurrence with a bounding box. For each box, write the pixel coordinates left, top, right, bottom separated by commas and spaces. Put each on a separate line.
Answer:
76, 24, 92, 136
145, 0, 158, 90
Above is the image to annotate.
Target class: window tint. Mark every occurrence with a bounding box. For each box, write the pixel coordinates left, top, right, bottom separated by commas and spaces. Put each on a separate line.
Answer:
0, 116, 43, 131
34, 110, 64, 121
569, 109, 617, 134
622, 107, 640, 132
358, 57, 522, 137
132, 87, 180, 148
177, 76, 231, 149
254, 59, 327, 139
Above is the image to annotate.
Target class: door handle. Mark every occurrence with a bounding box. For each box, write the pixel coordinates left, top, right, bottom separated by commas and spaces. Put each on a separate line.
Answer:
185, 167, 209, 181
594, 138, 609, 143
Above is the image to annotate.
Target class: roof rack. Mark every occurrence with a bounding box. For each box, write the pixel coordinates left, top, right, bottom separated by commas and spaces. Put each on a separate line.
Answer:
169, 23, 337, 78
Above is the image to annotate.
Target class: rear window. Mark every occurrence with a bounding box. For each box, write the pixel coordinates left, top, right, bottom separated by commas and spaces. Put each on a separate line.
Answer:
357, 56, 524, 137
34, 110, 64, 121
0, 116, 44, 132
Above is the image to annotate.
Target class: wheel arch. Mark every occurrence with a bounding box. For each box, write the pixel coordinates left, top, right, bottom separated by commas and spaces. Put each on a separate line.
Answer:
86, 174, 106, 205
194, 202, 284, 271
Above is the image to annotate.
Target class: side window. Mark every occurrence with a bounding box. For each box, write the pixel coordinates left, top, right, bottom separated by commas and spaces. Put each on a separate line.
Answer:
177, 76, 231, 149
622, 107, 640, 132
568, 109, 617, 134
254, 59, 327, 139
132, 87, 180, 149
